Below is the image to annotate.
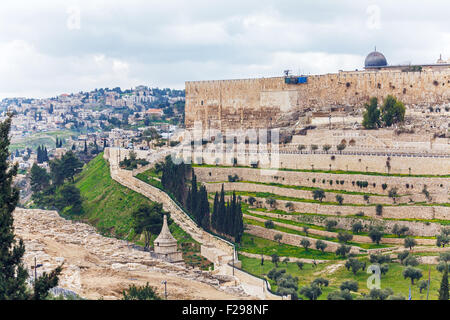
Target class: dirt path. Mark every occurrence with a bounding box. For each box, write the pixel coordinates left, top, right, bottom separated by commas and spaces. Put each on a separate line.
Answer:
13, 209, 248, 300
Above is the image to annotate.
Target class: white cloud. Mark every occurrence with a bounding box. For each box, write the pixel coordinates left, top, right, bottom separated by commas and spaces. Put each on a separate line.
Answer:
0, 0, 449, 98
366, 5, 381, 30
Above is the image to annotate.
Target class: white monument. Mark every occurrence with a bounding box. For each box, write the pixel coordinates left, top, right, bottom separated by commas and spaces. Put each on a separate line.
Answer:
153, 215, 183, 262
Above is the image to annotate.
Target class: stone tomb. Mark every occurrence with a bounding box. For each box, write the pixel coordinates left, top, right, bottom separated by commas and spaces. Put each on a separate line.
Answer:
152, 215, 183, 263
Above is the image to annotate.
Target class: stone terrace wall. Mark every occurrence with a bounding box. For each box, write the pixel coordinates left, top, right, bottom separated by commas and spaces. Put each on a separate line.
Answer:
185, 69, 450, 130
247, 210, 442, 238
190, 150, 450, 176
194, 166, 450, 195
204, 182, 438, 205
245, 224, 362, 254
237, 195, 450, 220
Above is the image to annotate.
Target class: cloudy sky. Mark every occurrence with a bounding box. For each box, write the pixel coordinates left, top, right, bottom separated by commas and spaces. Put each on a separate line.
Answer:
0, 0, 449, 98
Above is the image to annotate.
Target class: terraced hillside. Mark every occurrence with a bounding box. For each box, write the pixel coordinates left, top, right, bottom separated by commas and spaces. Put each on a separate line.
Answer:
73, 153, 212, 270
138, 163, 449, 299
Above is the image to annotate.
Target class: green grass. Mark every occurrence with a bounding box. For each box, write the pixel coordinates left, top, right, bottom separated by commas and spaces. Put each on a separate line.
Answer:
193, 163, 450, 178
239, 255, 443, 300
135, 172, 163, 189
137, 168, 161, 179
243, 217, 389, 250
237, 233, 340, 260
74, 153, 195, 247
244, 207, 435, 241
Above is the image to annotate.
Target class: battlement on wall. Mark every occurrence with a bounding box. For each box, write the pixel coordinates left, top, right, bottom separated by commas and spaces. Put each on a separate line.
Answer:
185, 69, 450, 130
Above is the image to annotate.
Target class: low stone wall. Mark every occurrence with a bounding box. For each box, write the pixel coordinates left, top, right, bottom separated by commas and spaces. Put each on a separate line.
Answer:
220, 264, 284, 300
194, 166, 450, 195
238, 251, 328, 264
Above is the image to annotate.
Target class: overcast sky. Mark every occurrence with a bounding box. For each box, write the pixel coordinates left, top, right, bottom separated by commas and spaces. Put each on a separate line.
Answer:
0, 0, 449, 98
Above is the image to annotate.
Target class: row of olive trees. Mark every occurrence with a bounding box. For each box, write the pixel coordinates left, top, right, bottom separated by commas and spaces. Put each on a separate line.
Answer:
298, 143, 346, 154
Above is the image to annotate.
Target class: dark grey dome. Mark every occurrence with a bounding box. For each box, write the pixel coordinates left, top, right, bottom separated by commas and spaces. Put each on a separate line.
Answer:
365, 51, 388, 68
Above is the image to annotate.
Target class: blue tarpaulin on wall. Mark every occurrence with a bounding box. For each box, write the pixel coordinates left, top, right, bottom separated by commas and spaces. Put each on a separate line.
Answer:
285, 76, 308, 84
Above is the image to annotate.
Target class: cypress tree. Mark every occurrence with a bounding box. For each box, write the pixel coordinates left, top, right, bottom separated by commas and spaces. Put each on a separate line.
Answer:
36, 146, 42, 163
211, 192, 219, 231
191, 170, 198, 215
218, 185, 226, 233
199, 186, 210, 230
84, 140, 88, 154
439, 267, 449, 300
0, 115, 29, 299
228, 192, 237, 237
186, 187, 192, 213
234, 202, 244, 243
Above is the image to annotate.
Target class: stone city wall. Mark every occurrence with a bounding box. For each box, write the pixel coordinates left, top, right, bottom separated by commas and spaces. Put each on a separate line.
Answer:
185, 69, 450, 130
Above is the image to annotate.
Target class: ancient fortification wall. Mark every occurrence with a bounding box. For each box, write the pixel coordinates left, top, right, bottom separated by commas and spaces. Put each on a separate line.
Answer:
185, 69, 450, 129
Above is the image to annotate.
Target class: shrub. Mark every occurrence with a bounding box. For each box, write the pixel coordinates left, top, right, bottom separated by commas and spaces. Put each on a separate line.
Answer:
122, 283, 162, 300
340, 280, 358, 292
404, 237, 417, 250
376, 204, 383, 216
368, 226, 384, 244
336, 244, 351, 258
351, 222, 364, 234
337, 232, 353, 243
315, 240, 327, 252
300, 238, 311, 250
325, 219, 338, 231
264, 220, 275, 229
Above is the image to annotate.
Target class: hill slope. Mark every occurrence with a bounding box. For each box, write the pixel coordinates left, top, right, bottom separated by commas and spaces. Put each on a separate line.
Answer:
74, 153, 151, 237
73, 153, 212, 269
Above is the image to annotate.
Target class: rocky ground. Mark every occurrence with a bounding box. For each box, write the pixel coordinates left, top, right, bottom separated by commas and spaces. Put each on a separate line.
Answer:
13, 208, 250, 300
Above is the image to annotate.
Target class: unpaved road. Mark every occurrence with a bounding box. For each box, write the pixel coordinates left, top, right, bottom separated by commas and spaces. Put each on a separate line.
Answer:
13, 209, 248, 300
